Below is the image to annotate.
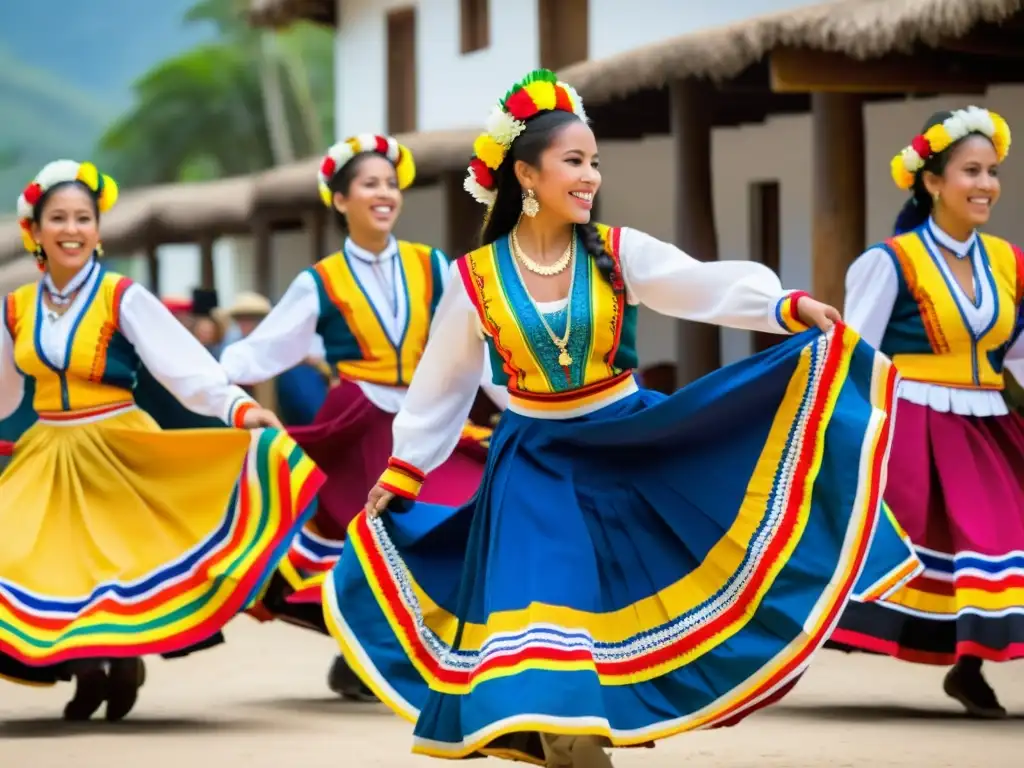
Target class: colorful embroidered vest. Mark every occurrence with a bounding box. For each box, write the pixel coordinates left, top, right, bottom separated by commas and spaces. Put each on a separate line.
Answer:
309, 241, 446, 387
878, 228, 1023, 390
457, 224, 638, 411
3, 270, 139, 413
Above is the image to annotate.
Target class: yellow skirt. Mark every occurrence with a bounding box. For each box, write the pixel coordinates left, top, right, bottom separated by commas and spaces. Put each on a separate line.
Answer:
0, 403, 323, 674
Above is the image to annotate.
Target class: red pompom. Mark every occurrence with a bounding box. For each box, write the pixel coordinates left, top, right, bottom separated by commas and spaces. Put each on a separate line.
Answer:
320, 156, 337, 178
554, 86, 573, 114
504, 89, 538, 121
374, 135, 390, 155
911, 135, 931, 159
469, 158, 494, 189
23, 182, 42, 206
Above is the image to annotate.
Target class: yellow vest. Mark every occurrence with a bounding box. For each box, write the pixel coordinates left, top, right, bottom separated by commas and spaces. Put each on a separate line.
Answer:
4, 271, 138, 413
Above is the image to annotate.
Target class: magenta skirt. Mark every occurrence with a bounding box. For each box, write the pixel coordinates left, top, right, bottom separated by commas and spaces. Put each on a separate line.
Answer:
251, 381, 486, 624
830, 398, 1024, 664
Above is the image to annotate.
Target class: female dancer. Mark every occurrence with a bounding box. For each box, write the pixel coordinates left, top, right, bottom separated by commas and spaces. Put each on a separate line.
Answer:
0, 160, 324, 720
829, 108, 1024, 718
219, 134, 506, 695
323, 69, 920, 766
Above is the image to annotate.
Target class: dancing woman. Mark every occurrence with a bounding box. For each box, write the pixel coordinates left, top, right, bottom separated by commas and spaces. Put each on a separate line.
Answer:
323, 70, 920, 766
0, 160, 324, 721
219, 135, 505, 695
829, 108, 1024, 718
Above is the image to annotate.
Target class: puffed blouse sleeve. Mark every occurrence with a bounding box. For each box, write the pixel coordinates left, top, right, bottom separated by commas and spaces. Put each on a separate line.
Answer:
119, 284, 257, 426
842, 246, 898, 348
379, 262, 487, 499
219, 271, 322, 385
618, 227, 811, 334
0, 301, 25, 421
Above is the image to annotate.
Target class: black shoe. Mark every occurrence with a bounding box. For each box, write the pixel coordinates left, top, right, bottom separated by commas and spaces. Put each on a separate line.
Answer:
105, 659, 144, 722
327, 656, 378, 702
943, 662, 1007, 719
63, 667, 108, 722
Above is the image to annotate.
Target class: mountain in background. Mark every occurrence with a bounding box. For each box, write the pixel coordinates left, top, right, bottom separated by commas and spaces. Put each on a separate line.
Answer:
0, 0, 216, 205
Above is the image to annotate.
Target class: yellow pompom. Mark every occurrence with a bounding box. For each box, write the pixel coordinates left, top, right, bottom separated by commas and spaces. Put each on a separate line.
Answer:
98, 174, 119, 212
924, 123, 953, 154
395, 144, 417, 189
76, 162, 100, 191
19, 225, 36, 254
990, 112, 1012, 160
473, 134, 507, 171
523, 81, 556, 112
318, 183, 333, 208
890, 154, 914, 191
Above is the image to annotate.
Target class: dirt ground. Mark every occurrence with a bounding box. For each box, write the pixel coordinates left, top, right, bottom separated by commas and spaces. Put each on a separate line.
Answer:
2, 619, 1021, 768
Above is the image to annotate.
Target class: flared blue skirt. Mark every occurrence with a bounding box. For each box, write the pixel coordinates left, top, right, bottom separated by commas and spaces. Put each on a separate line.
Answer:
322, 324, 921, 763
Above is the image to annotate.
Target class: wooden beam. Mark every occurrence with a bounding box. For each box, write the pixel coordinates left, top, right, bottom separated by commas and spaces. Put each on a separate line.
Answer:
252, 217, 273, 299
936, 32, 1024, 59
304, 207, 327, 264
811, 93, 865, 310
770, 48, 989, 94
199, 235, 216, 290
145, 244, 160, 296
442, 170, 480, 259
669, 79, 721, 385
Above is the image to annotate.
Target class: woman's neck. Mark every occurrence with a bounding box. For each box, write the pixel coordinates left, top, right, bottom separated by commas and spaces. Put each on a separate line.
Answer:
46, 259, 91, 293
513, 215, 574, 264
347, 230, 392, 256
931, 209, 974, 244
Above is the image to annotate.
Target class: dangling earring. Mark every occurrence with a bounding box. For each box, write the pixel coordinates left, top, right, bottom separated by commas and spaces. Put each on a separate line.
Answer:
96, 241, 105, 258
522, 189, 540, 218
933, 190, 941, 204
33, 246, 45, 272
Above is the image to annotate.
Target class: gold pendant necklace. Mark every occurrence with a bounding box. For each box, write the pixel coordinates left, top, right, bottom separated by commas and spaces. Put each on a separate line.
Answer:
509, 231, 576, 368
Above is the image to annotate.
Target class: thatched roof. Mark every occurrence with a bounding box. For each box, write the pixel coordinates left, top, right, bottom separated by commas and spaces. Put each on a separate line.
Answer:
254, 128, 479, 209
0, 175, 258, 265
248, 0, 334, 28
561, 0, 1024, 105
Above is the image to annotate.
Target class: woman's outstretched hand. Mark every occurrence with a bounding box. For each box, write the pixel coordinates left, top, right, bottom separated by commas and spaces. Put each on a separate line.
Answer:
366, 484, 396, 518
242, 407, 283, 429
796, 296, 842, 332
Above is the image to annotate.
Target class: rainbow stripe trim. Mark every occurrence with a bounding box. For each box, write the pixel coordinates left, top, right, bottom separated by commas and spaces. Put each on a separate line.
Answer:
774, 291, 811, 333
379, 457, 426, 499
0, 429, 324, 664
325, 324, 903, 758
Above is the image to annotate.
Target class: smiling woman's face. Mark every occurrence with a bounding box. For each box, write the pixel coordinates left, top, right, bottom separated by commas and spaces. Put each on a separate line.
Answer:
332, 154, 402, 240
924, 134, 1001, 229
30, 183, 99, 273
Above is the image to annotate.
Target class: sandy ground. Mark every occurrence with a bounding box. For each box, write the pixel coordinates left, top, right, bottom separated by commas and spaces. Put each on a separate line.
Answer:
2, 619, 1022, 768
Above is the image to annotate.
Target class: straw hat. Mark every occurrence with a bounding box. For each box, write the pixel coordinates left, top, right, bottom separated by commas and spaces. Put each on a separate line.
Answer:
224, 291, 272, 319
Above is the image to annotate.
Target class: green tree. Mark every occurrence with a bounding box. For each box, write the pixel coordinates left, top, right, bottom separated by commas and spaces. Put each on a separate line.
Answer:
98, 0, 333, 187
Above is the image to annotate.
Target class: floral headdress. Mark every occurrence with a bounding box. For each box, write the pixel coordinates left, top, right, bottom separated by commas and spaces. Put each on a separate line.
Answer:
465, 69, 588, 208
16, 160, 118, 254
891, 106, 1011, 190
317, 134, 417, 207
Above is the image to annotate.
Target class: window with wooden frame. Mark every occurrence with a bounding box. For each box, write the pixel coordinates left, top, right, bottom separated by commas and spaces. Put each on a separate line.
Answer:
460, 0, 489, 54
538, 0, 589, 71
386, 8, 417, 134
749, 180, 782, 353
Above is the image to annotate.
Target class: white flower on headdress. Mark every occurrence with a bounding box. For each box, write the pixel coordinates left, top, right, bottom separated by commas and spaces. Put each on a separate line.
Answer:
485, 106, 526, 148
961, 105, 995, 137
464, 172, 496, 207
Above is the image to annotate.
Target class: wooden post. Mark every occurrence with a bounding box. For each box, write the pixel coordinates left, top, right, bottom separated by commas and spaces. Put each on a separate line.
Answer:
252, 217, 273, 298
670, 79, 721, 386
442, 171, 480, 258
199, 234, 216, 290
304, 207, 327, 264
811, 93, 865, 309
145, 243, 160, 295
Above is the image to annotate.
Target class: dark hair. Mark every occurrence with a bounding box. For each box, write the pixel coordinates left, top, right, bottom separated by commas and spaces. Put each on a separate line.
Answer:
893, 110, 996, 235
326, 151, 397, 233
31, 180, 100, 224
480, 110, 622, 293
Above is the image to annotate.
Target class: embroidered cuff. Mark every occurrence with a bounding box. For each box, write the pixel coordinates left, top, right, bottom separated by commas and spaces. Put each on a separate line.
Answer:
379, 457, 425, 499
230, 397, 257, 428
774, 291, 811, 333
